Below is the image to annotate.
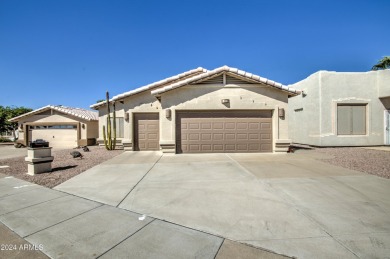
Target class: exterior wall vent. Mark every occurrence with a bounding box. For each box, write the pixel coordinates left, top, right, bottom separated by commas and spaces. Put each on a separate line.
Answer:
198, 75, 224, 84
226, 75, 252, 85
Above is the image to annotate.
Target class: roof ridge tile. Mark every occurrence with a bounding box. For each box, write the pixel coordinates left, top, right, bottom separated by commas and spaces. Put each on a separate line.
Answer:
151, 65, 301, 96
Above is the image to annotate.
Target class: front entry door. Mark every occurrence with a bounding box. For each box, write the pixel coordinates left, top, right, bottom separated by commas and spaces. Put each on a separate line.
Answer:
134, 113, 160, 151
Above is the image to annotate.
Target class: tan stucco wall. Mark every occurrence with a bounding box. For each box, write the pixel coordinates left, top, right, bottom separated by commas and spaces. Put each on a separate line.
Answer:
288, 70, 390, 146
86, 121, 99, 139
97, 91, 161, 143
97, 83, 290, 152
378, 69, 390, 98
78, 120, 99, 145
23, 114, 78, 123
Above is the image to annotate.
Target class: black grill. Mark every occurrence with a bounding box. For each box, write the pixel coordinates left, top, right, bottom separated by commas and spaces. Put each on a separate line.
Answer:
30, 139, 49, 148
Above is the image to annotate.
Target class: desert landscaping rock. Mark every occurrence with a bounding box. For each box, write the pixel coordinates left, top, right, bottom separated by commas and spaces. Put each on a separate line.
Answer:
1, 146, 389, 190
0, 146, 123, 188
313, 147, 390, 179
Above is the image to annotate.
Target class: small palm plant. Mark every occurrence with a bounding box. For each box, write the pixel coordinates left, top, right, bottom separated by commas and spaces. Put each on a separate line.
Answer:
372, 56, 390, 70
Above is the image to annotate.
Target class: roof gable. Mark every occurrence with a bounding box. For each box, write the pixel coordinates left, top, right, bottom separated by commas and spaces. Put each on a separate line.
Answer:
194, 73, 260, 85
151, 66, 301, 96
9, 105, 98, 122
90, 67, 208, 109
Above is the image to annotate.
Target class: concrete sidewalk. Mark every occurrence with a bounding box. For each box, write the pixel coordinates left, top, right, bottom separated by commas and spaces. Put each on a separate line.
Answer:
0, 173, 289, 259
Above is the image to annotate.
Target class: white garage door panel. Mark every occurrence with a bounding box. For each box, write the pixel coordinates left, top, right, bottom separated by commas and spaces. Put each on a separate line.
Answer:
30, 129, 77, 148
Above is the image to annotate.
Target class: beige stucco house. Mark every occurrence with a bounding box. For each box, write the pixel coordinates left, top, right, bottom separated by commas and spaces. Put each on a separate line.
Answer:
91, 66, 301, 153
9, 105, 99, 148
288, 69, 390, 146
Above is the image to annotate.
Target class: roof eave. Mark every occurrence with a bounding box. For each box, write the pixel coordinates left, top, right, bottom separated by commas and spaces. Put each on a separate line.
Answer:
89, 67, 208, 108
9, 105, 98, 122
8, 106, 52, 122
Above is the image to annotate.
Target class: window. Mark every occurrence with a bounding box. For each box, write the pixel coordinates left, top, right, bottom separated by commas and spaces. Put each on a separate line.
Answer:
337, 104, 366, 135
110, 117, 124, 138
30, 125, 76, 130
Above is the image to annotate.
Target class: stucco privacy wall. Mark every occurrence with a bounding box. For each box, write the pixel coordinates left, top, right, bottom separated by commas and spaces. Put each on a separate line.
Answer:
378, 70, 390, 100
287, 72, 322, 146
86, 121, 99, 139
159, 83, 289, 152
288, 70, 390, 146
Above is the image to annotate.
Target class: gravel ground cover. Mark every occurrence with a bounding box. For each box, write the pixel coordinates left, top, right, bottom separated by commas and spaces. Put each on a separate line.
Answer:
1, 146, 388, 188
312, 147, 390, 179
0, 146, 123, 188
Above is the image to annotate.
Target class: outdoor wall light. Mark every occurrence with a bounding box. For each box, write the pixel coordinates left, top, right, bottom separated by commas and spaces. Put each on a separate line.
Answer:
82, 124, 86, 129
278, 108, 285, 118
125, 112, 130, 122
165, 109, 171, 118
221, 99, 230, 104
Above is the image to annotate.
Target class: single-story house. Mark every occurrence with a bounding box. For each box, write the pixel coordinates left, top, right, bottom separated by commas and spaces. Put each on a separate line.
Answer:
9, 105, 99, 148
288, 69, 390, 146
91, 66, 301, 153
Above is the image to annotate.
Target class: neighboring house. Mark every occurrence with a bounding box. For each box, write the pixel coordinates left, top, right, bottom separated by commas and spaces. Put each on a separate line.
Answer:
9, 105, 99, 148
288, 69, 390, 146
0, 131, 14, 139
91, 66, 301, 153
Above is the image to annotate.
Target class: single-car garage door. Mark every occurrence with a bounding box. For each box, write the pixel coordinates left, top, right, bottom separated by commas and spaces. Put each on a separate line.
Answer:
28, 125, 78, 149
176, 110, 272, 153
134, 113, 160, 151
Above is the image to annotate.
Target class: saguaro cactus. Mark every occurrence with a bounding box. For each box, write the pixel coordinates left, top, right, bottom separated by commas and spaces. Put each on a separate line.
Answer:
102, 91, 117, 150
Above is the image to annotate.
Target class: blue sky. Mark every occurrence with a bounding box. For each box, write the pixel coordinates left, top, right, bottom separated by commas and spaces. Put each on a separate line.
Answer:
0, 0, 389, 110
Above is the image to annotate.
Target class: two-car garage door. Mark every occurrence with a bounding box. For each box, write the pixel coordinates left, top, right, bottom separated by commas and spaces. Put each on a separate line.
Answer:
176, 111, 272, 153
28, 125, 78, 149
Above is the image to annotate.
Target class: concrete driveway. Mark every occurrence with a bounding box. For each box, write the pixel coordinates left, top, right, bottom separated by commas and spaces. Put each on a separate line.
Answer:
54, 151, 390, 259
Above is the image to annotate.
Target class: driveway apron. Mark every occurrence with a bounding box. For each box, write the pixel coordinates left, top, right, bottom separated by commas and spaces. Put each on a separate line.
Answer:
54, 151, 162, 206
